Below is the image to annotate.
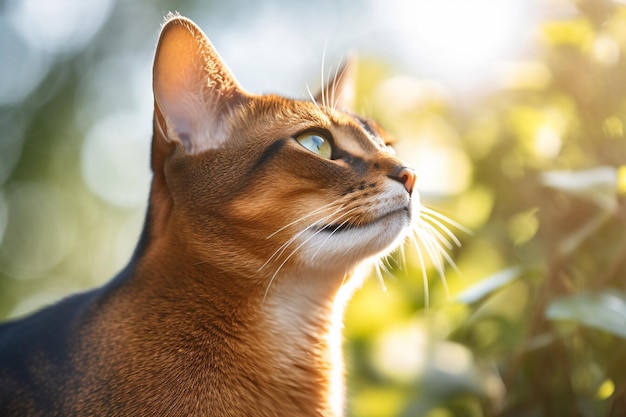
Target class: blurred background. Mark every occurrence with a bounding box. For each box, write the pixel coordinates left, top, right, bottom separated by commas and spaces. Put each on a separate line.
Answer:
1, 0, 626, 415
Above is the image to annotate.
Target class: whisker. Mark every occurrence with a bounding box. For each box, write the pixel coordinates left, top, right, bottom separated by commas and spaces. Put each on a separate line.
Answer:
409, 232, 430, 308
330, 59, 341, 110
419, 219, 455, 250
266, 200, 340, 239
420, 213, 463, 248
374, 259, 390, 292
260, 203, 347, 271
382, 254, 399, 279
326, 65, 335, 109
263, 203, 363, 301
408, 205, 467, 306
339, 270, 350, 289
307, 206, 361, 260
418, 212, 464, 278
414, 227, 451, 298
306, 83, 321, 110
263, 206, 354, 302
419, 224, 462, 274
398, 236, 408, 271
421, 206, 473, 235
423, 223, 461, 268
415, 228, 445, 277
331, 55, 351, 110
324, 54, 341, 110
320, 42, 328, 108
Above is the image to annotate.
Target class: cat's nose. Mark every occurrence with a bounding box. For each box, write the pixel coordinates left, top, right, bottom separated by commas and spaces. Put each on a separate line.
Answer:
390, 166, 417, 195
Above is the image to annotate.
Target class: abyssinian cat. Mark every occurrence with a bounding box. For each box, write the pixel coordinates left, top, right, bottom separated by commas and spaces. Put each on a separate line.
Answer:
0, 14, 435, 417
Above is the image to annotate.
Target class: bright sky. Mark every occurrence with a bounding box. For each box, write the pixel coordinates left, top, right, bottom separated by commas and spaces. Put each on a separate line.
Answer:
210, 0, 537, 94
384, 0, 534, 88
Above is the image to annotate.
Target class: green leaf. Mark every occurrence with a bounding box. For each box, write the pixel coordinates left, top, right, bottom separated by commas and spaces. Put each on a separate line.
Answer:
546, 291, 626, 339
541, 166, 619, 212
455, 267, 521, 304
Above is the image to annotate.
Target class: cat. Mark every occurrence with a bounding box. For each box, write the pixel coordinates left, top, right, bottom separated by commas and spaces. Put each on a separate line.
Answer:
0, 14, 420, 417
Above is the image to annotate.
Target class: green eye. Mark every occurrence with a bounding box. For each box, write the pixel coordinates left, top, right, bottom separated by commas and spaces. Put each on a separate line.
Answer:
295, 132, 332, 159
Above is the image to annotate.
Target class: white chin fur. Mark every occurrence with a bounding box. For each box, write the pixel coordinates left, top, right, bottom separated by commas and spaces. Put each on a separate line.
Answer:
298, 189, 420, 271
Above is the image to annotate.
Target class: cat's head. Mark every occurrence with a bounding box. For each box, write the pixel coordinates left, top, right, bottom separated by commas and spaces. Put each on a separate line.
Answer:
149, 15, 419, 295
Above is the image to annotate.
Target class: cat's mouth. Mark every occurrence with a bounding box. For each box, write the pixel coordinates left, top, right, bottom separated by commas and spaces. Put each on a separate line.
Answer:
318, 207, 410, 233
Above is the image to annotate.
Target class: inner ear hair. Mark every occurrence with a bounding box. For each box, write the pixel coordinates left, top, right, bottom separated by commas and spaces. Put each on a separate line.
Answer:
314, 54, 357, 111
152, 16, 248, 153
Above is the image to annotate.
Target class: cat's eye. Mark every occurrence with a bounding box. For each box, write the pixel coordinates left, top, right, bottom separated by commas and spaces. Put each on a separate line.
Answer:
295, 132, 333, 159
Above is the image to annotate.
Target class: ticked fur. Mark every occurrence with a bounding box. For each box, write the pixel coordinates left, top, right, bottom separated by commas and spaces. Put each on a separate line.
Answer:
0, 14, 457, 417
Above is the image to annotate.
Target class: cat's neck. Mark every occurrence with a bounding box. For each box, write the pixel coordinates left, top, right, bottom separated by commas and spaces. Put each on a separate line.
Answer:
119, 226, 365, 416
262, 266, 368, 416
262, 276, 349, 416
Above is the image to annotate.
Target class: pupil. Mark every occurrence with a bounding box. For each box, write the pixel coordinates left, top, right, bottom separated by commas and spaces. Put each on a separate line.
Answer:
312, 136, 323, 151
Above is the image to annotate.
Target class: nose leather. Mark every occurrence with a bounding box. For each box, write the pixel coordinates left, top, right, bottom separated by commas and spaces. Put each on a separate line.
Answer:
388, 166, 417, 195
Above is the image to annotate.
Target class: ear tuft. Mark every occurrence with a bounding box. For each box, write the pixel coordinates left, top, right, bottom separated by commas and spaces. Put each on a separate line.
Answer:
162, 11, 183, 26
162, 11, 182, 27
153, 16, 247, 153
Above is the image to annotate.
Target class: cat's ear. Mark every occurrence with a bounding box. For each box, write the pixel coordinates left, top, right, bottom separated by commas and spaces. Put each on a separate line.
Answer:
153, 15, 247, 153
315, 55, 356, 111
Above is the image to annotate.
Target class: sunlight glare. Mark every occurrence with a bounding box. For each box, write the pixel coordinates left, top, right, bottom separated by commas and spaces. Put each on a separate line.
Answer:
373, 321, 428, 382
390, 0, 532, 88
399, 142, 473, 196
534, 124, 563, 159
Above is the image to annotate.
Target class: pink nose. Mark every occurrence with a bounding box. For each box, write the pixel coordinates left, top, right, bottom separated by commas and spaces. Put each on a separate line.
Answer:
396, 167, 417, 194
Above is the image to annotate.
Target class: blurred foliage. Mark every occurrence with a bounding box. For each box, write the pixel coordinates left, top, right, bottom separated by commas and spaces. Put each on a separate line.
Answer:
1, 0, 626, 416
345, 1, 626, 416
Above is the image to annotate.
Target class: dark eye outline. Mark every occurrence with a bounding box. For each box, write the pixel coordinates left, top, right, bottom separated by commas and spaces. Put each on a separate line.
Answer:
293, 129, 335, 159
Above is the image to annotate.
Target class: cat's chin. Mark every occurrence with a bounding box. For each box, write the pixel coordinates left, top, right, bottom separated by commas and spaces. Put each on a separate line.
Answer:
301, 204, 416, 271
316, 207, 410, 234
